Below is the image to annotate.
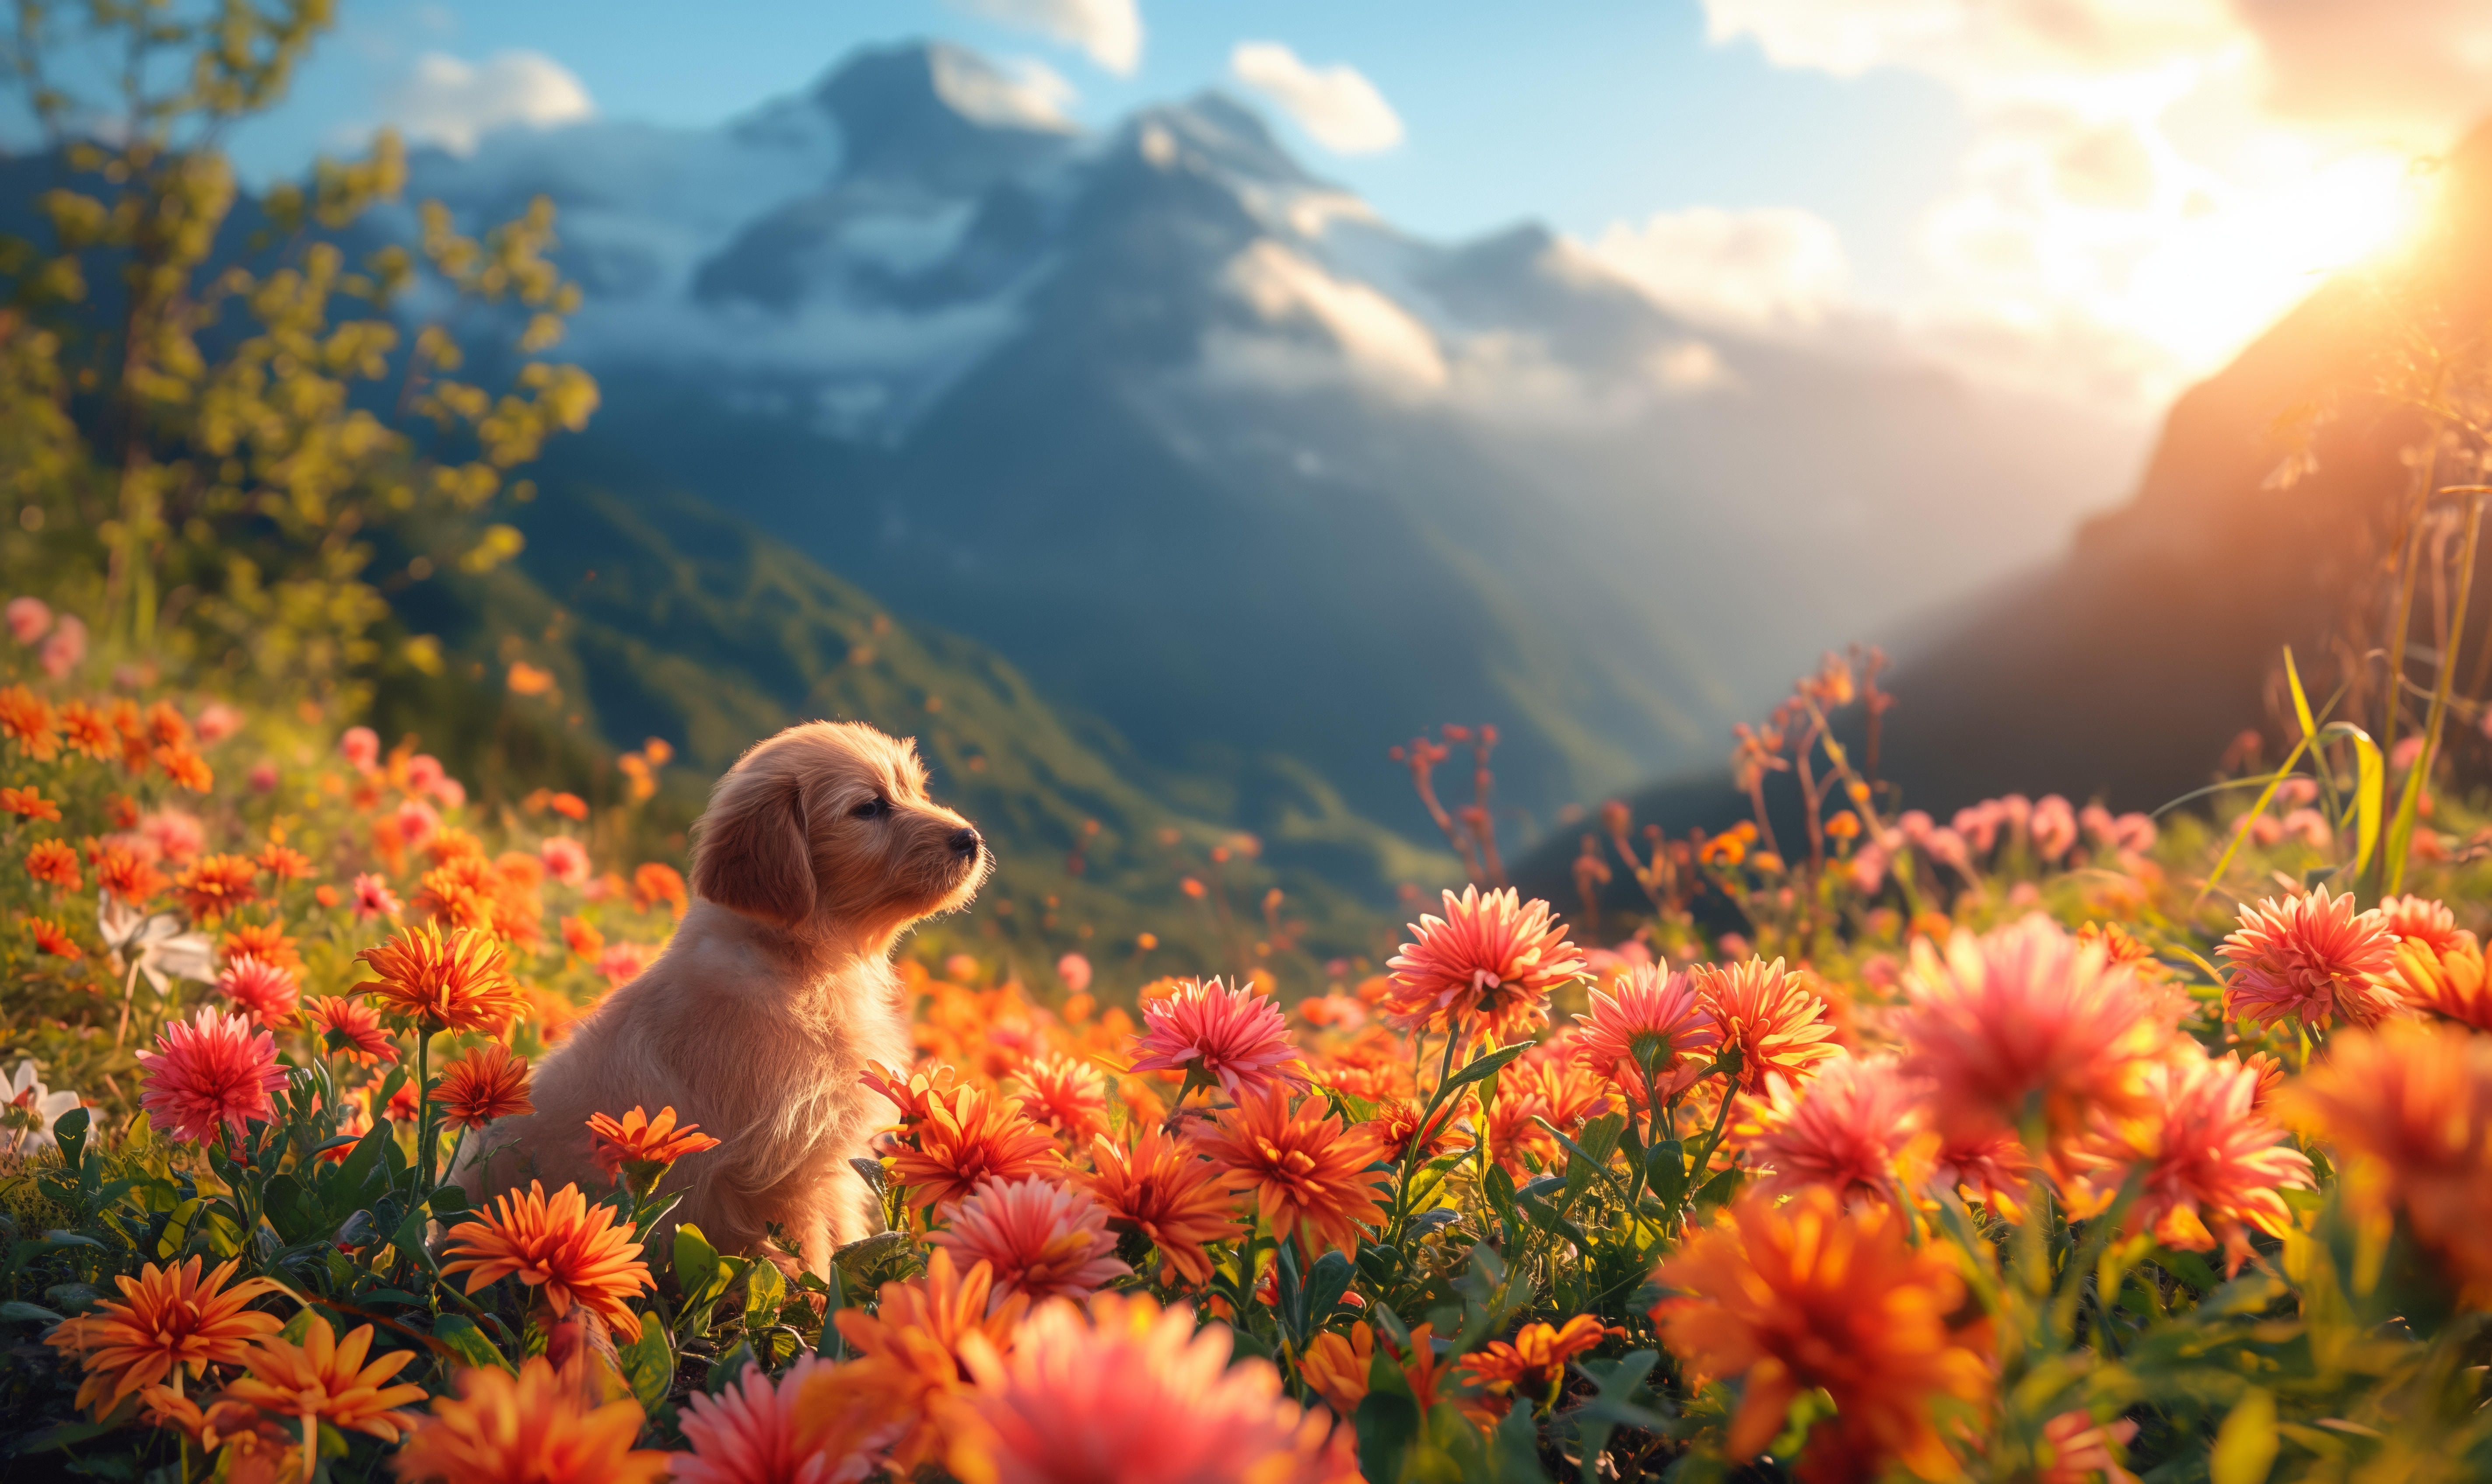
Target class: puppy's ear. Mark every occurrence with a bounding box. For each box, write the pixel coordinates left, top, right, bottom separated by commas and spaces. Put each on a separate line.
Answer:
692, 774, 816, 927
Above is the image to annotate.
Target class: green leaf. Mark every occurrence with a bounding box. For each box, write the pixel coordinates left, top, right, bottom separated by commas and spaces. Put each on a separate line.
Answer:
1563, 1113, 1627, 1209
1485, 1164, 1519, 1244
743, 1260, 788, 1333
620, 1319, 674, 1410
1645, 1140, 1686, 1208
157, 1197, 204, 1261
51, 1108, 88, 1176
1692, 1166, 1743, 1211
432, 1313, 514, 1375
2284, 645, 2318, 742
1303, 1249, 1355, 1330
1354, 1388, 1422, 1484
427, 1184, 471, 1214
0, 1299, 64, 1326
2210, 1388, 2278, 1484
674, 1222, 722, 1298
1444, 1043, 1530, 1093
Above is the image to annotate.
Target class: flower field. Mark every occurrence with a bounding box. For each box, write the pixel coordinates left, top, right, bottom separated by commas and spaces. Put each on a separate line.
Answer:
6, 628, 2492, 1484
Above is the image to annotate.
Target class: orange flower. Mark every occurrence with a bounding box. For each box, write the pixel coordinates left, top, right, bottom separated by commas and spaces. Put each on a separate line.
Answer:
57, 700, 116, 760
861, 1058, 963, 1128
304, 994, 398, 1066
1077, 1126, 1246, 1286
560, 914, 605, 959
2279, 1019, 2492, 1302
392, 1357, 671, 1484
438, 1043, 535, 1129
1382, 886, 1586, 1043
28, 914, 80, 959
144, 700, 191, 747
354, 922, 525, 1034
587, 1104, 721, 1192
43, 1256, 285, 1417
2377, 893, 2468, 954
221, 1313, 427, 1446
1575, 962, 1721, 1107
1196, 1090, 1388, 1260
215, 956, 300, 1026
96, 845, 168, 905
1458, 1315, 1622, 1407
173, 853, 260, 923
2373, 933, 2492, 1032
1301, 1322, 1375, 1416
256, 843, 312, 882
221, 920, 301, 973
630, 861, 686, 915
1371, 1096, 1463, 1164
0, 784, 60, 821
1654, 1188, 1993, 1480
678, 1354, 895, 1484
156, 743, 213, 792
1509, 1056, 1614, 1133
1692, 957, 1842, 1095
1747, 1054, 1932, 1208
439, 1180, 656, 1340
1386, 1323, 1451, 1416
821, 1248, 1030, 1474
24, 838, 77, 889
1010, 1054, 1113, 1144
508, 660, 557, 696
136, 1388, 297, 1475
550, 791, 590, 821
892, 1086, 1060, 1210
2219, 886, 2401, 1030
0, 684, 60, 760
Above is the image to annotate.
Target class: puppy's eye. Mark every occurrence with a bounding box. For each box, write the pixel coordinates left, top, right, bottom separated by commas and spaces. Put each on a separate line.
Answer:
851, 797, 889, 819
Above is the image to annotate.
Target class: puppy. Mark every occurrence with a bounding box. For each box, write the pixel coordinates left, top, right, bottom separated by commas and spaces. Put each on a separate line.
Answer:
467, 721, 988, 1276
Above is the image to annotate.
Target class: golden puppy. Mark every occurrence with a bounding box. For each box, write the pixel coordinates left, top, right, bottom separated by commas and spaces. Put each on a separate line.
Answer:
468, 721, 987, 1275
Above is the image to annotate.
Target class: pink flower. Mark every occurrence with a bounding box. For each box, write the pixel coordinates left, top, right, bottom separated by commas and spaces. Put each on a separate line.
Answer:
952, 1291, 1336, 1484
138, 810, 205, 864
193, 702, 243, 744
433, 777, 466, 810
1572, 962, 1719, 1107
1953, 800, 2004, 855
341, 726, 380, 773
1381, 886, 1586, 1044
598, 942, 656, 987
674, 1354, 887, 1484
2219, 887, 2401, 1031
215, 956, 300, 1027
2061, 1051, 2314, 1275
393, 799, 441, 851
246, 761, 280, 794
930, 1176, 1131, 1312
405, 754, 445, 796
38, 615, 84, 679
1127, 977, 1307, 1100
351, 873, 402, 919
2029, 795, 2077, 861
1056, 952, 1092, 996
539, 836, 591, 886
4, 596, 49, 644
1748, 1055, 1928, 1208
137, 1007, 289, 1148
1898, 916, 2176, 1147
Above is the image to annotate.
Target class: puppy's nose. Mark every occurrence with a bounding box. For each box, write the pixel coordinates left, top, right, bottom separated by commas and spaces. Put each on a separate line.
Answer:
949, 828, 984, 858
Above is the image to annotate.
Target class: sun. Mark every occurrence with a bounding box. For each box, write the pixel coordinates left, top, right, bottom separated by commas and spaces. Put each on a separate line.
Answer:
2124, 146, 2430, 372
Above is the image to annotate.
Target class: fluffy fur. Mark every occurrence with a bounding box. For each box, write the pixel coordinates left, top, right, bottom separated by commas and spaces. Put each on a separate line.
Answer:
465, 721, 989, 1275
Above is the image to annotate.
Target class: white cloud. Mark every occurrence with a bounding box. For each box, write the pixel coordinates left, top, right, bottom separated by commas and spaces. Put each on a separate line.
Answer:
1228, 42, 1405, 155
384, 51, 592, 156
929, 48, 1078, 132
952, 0, 1142, 76
1577, 206, 1851, 330
1222, 240, 1445, 396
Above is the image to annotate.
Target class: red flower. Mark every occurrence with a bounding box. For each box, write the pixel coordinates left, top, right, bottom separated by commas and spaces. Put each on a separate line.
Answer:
137, 1006, 289, 1147
215, 956, 300, 1026
1127, 977, 1309, 1101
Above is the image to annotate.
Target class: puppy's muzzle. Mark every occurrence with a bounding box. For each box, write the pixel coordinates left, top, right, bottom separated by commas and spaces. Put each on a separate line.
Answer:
949, 828, 984, 861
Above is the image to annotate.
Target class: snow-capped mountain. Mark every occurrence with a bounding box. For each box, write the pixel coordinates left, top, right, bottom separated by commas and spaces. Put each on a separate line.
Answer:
409, 41, 2146, 852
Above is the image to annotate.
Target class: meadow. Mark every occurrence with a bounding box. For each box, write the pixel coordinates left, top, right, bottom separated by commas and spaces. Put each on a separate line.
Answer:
10, 6, 2492, 1483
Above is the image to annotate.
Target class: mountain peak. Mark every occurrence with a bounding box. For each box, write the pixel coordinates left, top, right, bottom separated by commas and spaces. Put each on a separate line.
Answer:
1121, 91, 1317, 189
805, 41, 1076, 192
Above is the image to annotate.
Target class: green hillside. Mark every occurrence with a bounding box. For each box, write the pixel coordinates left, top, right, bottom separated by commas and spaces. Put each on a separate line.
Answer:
372, 475, 1431, 997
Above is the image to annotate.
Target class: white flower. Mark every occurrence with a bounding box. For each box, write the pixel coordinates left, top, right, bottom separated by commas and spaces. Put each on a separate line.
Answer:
98, 892, 214, 994
4, 1060, 80, 1156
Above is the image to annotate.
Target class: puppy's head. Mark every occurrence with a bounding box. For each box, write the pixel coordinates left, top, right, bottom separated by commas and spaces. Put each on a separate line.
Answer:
690, 721, 990, 942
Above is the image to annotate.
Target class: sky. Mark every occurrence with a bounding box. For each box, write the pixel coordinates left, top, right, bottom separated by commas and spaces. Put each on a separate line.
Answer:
200, 0, 2492, 412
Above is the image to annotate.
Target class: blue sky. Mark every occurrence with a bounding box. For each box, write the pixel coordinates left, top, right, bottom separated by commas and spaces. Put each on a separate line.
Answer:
200, 0, 2483, 409
226, 1, 1967, 304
